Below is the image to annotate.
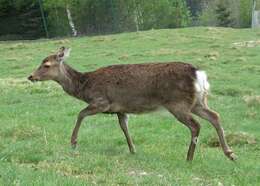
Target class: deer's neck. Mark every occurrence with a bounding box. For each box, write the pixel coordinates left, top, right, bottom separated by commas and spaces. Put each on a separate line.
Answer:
56, 63, 84, 99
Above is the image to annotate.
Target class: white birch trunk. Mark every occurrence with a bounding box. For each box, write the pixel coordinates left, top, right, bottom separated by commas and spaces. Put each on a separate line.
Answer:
133, 0, 139, 31
133, 0, 144, 31
251, 0, 260, 28
66, 5, 77, 36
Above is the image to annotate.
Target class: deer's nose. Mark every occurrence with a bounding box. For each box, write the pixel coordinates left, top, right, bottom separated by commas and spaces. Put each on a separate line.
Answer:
28, 75, 33, 81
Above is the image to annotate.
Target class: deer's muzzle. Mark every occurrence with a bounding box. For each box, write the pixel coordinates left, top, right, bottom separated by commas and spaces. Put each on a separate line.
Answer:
28, 75, 39, 82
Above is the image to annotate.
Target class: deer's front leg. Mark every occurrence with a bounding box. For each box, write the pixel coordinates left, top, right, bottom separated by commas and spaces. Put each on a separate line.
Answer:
117, 113, 136, 154
71, 99, 110, 148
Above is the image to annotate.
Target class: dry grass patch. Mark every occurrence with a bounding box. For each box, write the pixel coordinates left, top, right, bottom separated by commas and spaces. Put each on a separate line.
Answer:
206, 132, 257, 147
8, 43, 27, 50
241, 65, 260, 73
118, 54, 129, 60
102, 52, 114, 56
53, 39, 71, 45
148, 48, 176, 56
92, 36, 116, 42
1, 125, 41, 141
5, 57, 21, 62
37, 161, 95, 180
243, 95, 260, 107
235, 57, 247, 63
214, 87, 243, 97
232, 40, 260, 48
0, 78, 29, 88
0, 78, 62, 96
204, 51, 220, 61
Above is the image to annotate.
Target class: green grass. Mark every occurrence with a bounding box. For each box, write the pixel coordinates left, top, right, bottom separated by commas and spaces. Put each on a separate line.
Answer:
0, 27, 260, 185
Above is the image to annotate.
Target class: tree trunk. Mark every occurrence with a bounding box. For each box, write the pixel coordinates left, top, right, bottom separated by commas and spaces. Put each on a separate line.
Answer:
251, 0, 260, 28
66, 5, 77, 36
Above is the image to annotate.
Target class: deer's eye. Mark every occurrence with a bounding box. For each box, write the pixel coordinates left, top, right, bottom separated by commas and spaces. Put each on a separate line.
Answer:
44, 65, 50, 68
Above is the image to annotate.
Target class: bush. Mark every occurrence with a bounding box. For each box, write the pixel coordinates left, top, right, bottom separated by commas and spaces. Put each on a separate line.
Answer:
197, 1, 218, 26
197, 0, 253, 28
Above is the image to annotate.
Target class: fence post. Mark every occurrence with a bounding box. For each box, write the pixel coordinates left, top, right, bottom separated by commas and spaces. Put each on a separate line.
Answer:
38, 0, 49, 38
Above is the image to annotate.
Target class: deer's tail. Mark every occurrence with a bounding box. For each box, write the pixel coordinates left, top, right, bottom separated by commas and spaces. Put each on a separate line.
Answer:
194, 70, 210, 104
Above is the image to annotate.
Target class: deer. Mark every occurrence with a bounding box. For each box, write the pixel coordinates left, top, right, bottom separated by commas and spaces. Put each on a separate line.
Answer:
28, 46, 236, 161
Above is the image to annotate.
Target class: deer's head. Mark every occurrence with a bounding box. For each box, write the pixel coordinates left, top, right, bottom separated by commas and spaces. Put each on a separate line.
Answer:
28, 47, 71, 82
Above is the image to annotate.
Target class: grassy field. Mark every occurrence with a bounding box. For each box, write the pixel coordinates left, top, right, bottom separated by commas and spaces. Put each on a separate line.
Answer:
0, 27, 260, 185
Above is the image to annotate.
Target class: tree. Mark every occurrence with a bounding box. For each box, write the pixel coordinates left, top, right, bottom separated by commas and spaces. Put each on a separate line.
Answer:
215, 0, 233, 27
186, 0, 204, 16
0, 0, 45, 40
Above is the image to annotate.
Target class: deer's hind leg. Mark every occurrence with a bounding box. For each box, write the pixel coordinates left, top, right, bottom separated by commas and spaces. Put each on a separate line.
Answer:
165, 102, 201, 161
191, 96, 236, 160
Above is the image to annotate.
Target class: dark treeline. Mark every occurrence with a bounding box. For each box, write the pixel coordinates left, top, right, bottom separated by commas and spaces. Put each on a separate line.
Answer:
0, 0, 255, 40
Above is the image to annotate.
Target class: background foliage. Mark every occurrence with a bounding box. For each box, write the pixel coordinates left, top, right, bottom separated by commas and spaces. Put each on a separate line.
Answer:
0, 0, 257, 40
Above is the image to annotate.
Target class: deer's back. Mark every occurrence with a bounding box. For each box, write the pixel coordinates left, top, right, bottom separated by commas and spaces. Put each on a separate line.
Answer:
82, 62, 198, 113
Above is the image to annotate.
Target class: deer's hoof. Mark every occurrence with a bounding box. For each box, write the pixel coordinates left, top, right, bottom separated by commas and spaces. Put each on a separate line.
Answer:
71, 142, 77, 150
228, 153, 237, 161
130, 148, 136, 154
225, 150, 237, 161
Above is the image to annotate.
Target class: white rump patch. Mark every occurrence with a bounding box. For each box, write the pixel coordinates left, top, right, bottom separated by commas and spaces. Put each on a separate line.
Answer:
194, 71, 210, 102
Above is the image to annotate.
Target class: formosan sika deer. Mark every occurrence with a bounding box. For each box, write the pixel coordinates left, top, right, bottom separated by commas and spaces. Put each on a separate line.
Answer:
28, 47, 236, 161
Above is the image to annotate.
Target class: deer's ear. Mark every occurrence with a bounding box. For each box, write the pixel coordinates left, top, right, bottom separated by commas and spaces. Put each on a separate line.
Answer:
57, 46, 71, 62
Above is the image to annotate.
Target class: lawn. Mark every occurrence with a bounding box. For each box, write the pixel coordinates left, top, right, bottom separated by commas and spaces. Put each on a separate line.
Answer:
0, 27, 259, 185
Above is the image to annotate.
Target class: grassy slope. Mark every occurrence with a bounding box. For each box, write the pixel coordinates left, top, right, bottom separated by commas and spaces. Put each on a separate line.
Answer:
0, 27, 259, 185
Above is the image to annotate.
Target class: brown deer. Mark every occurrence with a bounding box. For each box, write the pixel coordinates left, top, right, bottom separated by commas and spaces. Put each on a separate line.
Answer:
28, 47, 236, 161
